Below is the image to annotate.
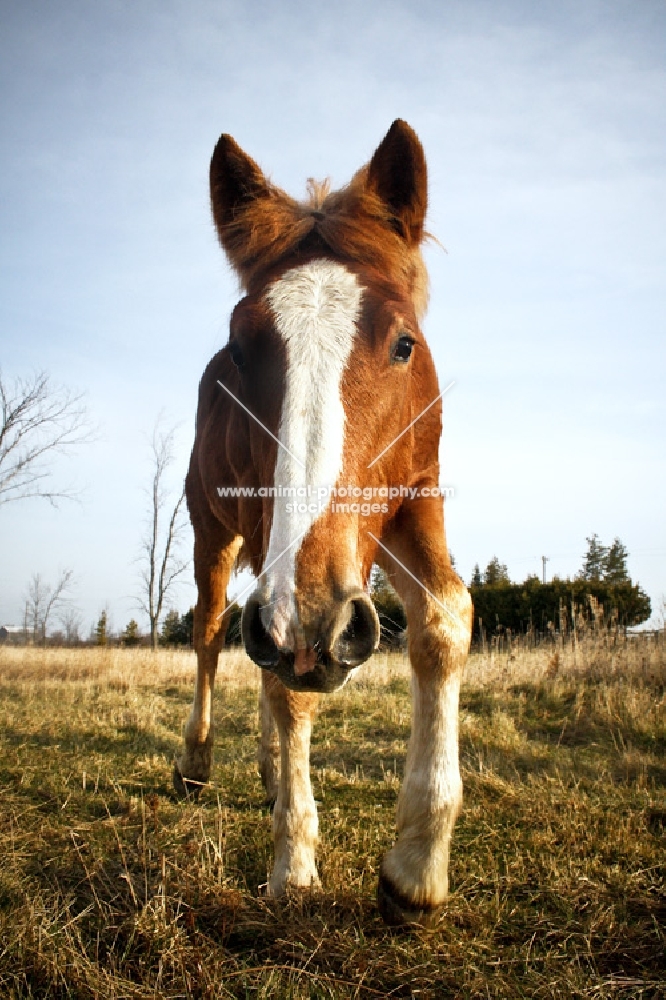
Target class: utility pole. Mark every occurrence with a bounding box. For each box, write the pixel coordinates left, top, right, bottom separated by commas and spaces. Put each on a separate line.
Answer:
542, 555, 549, 585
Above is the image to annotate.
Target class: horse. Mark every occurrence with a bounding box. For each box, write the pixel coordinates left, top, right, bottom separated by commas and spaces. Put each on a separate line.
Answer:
174, 120, 472, 926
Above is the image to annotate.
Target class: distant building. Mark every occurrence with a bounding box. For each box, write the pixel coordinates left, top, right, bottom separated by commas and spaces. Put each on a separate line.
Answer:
0, 625, 23, 644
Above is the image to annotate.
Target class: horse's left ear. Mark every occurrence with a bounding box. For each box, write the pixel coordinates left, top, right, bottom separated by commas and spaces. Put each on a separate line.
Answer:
366, 120, 428, 246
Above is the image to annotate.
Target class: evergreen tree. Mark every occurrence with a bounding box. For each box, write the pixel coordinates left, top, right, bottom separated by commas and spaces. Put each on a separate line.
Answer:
580, 534, 608, 581
605, 537, 630, 584
95, 610, 107, 646
469, 575, 650, 636
181, 607, 194, 645
484, 556, 510, 585
470, 564, 483, 587
160, 609, 181, 645
161, 608, 194, 646
122, 619, 141, 647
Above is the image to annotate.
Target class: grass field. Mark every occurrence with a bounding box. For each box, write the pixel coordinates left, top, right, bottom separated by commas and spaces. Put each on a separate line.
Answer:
0, 634, 664, 998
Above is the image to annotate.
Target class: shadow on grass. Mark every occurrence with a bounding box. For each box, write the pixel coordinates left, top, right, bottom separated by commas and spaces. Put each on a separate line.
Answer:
0, 721, 180, 766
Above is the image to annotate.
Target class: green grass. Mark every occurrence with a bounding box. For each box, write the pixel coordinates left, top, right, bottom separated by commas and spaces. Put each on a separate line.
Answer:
0, 641, 664, 998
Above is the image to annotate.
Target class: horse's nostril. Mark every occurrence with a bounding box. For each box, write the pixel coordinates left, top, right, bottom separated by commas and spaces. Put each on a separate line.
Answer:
242, 597, 280, 668
242, 590, 379, 676
331, 594, 379, 668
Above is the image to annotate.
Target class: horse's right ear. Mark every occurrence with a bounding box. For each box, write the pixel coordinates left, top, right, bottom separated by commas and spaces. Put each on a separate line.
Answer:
209, 135, 272, 271
210, 134, 300, 284
210, 133, 271, 220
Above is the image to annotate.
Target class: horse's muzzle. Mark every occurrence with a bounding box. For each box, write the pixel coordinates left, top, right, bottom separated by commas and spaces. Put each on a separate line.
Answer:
241, 590, 380, 692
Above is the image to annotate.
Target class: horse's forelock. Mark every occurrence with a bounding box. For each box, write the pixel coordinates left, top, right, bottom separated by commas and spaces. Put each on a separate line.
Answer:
306, 178, 331, 209
220, 179, 429, 320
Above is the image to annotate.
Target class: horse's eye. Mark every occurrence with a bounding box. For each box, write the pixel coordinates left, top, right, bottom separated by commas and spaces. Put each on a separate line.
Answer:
229, 341, 245, 370
391, 334, 415, 363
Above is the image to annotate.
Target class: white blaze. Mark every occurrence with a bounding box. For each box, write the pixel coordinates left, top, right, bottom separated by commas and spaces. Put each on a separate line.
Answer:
262, 260, 361, 650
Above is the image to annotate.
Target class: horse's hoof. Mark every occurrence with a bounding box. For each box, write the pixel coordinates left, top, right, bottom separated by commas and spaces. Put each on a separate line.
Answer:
377, 873, 444, 929
173, 761, 205, 800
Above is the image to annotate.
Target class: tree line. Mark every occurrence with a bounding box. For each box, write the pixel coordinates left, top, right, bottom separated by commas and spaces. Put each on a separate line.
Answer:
467, 534, 650, 642
372, 535, 651, 650
8, 534, 651, 649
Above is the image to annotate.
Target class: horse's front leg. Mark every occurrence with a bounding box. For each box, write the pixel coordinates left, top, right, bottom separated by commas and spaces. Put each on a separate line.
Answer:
258, 671, 280, 805
376, 504, 472, 926
263, 673, 320, 894
174, 514, 242, 797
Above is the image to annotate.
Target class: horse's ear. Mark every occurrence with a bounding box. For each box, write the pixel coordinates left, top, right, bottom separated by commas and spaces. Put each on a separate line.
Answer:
209, 134, 276, 271
366, 120, 427, 245
210, 133, 270, 227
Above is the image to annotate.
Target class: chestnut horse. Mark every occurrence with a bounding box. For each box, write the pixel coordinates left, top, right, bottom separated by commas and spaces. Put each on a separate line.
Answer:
175, 120, 472, 926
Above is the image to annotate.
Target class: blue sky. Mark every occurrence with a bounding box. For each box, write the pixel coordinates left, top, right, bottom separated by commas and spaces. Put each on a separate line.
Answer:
1, 0, 664, 635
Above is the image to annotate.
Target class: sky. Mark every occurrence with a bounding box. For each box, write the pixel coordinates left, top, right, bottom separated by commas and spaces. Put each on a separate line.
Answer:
1, 0, 665, 636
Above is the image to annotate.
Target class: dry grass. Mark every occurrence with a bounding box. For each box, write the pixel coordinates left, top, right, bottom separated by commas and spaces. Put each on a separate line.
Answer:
0, 645, 256, 688
0, 634, 664, 998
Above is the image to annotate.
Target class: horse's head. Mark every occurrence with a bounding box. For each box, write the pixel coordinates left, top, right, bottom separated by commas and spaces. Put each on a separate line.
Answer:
210, 121, 442, 692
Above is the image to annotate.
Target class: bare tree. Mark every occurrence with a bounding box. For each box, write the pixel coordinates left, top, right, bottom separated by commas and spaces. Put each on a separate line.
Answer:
0, 369, 92, 506
59, 605, 83, 645
139, 422, 189, 650
24, 569, 74, 644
